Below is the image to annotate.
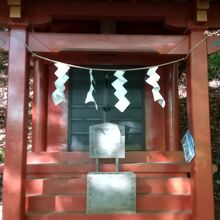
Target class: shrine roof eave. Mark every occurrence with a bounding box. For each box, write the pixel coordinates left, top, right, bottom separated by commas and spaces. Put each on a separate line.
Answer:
0, 0, 220, 29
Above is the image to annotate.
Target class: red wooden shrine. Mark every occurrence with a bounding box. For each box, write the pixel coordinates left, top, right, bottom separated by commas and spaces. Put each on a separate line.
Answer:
0, 0, 220, 220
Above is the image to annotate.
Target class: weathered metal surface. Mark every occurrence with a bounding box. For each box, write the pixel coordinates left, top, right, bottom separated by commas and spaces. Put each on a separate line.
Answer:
87, 172, 136, 214
89, 123, 125, 158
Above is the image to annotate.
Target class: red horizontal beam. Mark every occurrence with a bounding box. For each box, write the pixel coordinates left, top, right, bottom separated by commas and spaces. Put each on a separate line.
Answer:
27, 172, 187, 179
1, 31, 217, 58
27, 151, 186, 164
26, 177, 191, 195
27, 194, 191, 212
27, 162, 190, 174
26, 211, 192, 220
28, 33, 189, 54
0, 31, 189, 54
1, 31, 217, 56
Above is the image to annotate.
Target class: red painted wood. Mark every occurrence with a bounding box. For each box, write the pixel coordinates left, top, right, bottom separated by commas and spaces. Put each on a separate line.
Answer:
26, 177, 191, 195
187, 30, 214, 220
0, 0, 220, 29
29, 33, 189, 54
32, 59, 48, 152
26, 162, 190, 174
0, 2, 218, 220
42, 178, 85, 195
26, 172, 187, 180
26, 212, 192, 220
26, 194, 191, 212
24, 1, 191, 23
26, 179, 43, 195
165, 64, 180, 151
136, 177, 191, 194
46, 65, 68, 152
137, 194, 191, 211
26, 151, 186, 164
0, 31, 220, 55
2, 28, 29, 220
145, 69, 166, 150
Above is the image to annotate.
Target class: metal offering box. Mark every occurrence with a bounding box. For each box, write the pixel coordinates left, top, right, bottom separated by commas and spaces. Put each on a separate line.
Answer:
89, 123, 125, 158
87, 172, 136, 214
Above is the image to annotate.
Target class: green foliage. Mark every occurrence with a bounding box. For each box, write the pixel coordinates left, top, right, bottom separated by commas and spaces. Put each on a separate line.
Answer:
208, 52, 220, 80
0, 147, 4, 163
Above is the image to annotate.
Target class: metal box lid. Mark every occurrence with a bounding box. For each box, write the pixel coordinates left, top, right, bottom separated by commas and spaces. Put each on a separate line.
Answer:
89, 123, 125, 158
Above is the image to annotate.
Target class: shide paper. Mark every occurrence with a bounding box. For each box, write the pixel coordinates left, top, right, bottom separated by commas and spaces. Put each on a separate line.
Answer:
145, 66, 165, 108
85, 69, 98, 110
111, 70, 130, 112
52, 62, 70, 105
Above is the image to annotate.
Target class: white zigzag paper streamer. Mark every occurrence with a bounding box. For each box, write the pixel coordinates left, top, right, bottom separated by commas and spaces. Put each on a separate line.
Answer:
52, 62, 70, 105
85, 69, 98, 110
111, 70, 130, 112
145, 66, 165, 108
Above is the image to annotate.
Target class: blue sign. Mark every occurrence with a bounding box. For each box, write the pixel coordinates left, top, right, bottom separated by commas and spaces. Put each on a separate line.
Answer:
181, 130, 195, 163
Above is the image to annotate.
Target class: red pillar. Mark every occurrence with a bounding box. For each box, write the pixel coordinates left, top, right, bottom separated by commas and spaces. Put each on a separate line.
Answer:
32, 59, 48, 152
3, 27, 29, 220
187, 30, 214, 220
165, 64, 180, 151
